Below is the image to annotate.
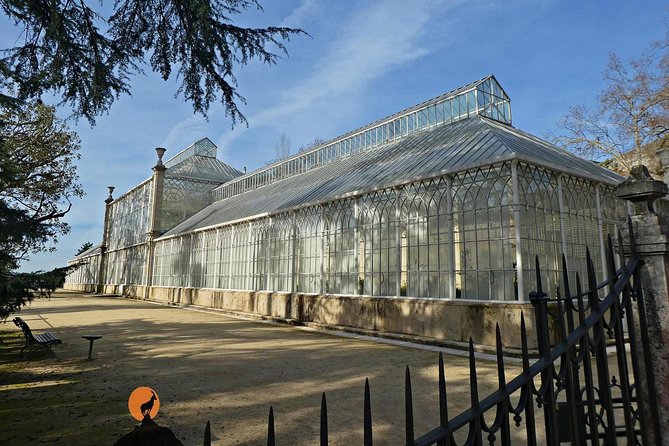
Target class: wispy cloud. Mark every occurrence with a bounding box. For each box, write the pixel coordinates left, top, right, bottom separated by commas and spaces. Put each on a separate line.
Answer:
254, 1, 434, 124
280, 0, 319, 28
162, 113, 212, 152
168, 0, 461, 157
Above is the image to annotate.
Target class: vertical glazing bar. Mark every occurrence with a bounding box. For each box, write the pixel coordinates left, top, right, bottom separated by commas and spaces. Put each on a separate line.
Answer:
247, 222, 253, 290
354, 197, 360, 294
446, 176, 455, 300
169, 242, 178, 289
228, 226, 235, 288
262, 219, 269, 291
144, 240, 153, 290
395, 187, 403, 297
121, 247, 129, 286
200, 232, 206, 288
167, 239, 172, 287
511, 160, 525, 300
290, 212, 297, 293
189, 233, 195, 288
557, 175, 569, 266
181, 236, 187, 288
320, 205, 325, 294
214, 228, 220, 289
473, 86, 479, 115
595, 185, 607, 282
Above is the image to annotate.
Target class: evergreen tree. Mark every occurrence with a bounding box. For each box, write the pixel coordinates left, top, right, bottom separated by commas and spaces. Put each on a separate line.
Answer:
0, 0, 304, 125
0, 102, 82, 317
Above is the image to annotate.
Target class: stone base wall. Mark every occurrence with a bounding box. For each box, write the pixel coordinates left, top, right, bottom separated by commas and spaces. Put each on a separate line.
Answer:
63, 283, 98, 293
128, 286, 539, 351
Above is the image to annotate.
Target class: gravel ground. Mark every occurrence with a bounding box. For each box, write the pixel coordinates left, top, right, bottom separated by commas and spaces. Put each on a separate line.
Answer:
0, 290, 526, 445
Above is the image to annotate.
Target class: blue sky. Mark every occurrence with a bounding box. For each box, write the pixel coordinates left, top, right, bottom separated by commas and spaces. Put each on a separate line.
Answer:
11, 0, 667, 271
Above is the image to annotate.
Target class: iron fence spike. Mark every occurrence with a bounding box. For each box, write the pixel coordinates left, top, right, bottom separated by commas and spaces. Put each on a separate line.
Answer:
267, 406, 275, 446
321, 393, 328, 446
468, 338, 480, 406
405, 366, 415, 446
495, 324, 506, 388
203, 420, 211, 446
364, 378, 373, 446
438, 352, 449, 427
520, 313, 530, 371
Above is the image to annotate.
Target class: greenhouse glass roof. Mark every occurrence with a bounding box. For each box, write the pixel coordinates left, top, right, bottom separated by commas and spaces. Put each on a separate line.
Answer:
165, 137, 242, 182
165, 138, 218, 168
160, 115, 622, 238
212, 75, 511, 201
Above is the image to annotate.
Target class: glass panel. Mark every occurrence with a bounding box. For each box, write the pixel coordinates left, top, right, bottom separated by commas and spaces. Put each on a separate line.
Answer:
467, 91, 476, 114
444, 99, 452, 122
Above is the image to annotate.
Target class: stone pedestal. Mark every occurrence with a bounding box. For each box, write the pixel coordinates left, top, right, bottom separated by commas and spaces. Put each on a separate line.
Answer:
615, 165, 667, 445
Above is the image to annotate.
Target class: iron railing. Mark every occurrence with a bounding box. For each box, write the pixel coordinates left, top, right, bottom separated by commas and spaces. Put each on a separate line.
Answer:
203, 219, 660, 445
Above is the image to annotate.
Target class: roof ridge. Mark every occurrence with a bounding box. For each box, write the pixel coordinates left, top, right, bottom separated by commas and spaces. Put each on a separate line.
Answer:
480, 116, 624, 182
481, 116, 589, 160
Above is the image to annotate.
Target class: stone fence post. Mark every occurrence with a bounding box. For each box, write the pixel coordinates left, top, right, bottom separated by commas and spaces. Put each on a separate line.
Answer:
614, 165, 667, 445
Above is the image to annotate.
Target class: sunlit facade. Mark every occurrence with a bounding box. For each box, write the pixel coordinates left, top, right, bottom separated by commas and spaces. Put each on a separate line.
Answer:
66, 76, 626, 302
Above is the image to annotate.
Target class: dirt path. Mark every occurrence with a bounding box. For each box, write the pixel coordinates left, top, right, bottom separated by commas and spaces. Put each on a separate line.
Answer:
0, 290, 523, 445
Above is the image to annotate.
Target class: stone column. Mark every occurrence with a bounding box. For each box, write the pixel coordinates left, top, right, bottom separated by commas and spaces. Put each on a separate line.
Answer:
97, 186, 115, 294
144, 148, 167, 299
614, 165, 667, 445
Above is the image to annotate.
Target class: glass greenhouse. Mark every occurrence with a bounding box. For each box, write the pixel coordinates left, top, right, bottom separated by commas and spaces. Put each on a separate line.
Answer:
66, 76, 626, 303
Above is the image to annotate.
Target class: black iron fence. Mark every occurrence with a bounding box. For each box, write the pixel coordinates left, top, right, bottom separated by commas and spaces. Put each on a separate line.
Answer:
203, 219, 661, 445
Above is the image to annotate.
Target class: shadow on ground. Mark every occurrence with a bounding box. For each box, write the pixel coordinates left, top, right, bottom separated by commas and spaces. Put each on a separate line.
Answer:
0, 293, 524, 446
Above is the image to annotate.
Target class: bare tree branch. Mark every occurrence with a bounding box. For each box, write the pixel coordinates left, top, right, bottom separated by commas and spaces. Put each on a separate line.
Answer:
550, 47, 668, 176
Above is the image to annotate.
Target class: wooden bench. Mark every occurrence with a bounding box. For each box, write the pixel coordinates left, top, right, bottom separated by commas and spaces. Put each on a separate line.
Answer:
13, 317, 62, 355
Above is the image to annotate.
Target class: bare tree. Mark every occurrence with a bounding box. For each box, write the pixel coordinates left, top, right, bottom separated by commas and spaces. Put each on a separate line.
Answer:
274, 132, 292, 160
550, 47, 668, 176
297, 137, 326, 153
